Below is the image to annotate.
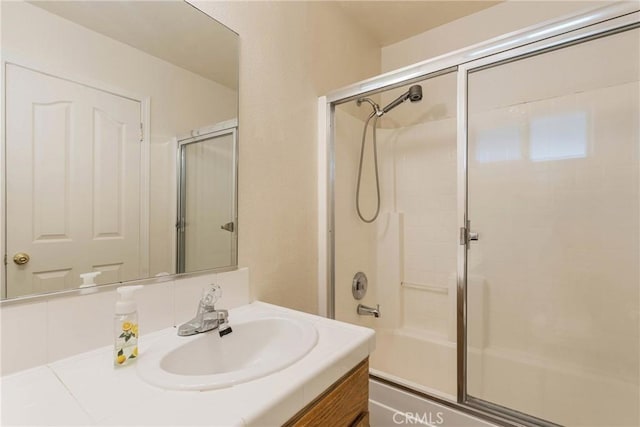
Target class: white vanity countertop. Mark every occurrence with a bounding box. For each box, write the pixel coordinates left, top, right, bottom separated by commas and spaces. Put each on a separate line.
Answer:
0, 302, 375, 426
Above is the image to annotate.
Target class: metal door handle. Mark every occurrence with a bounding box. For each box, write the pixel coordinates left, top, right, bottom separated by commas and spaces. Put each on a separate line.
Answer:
13, 252, 30, 265
220, 222, 234, 232
460, 220, 479, 247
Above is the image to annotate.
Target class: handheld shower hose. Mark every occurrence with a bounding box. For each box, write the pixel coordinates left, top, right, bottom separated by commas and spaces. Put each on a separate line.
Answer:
355, 85, 423, 223
355, 111, 381, 223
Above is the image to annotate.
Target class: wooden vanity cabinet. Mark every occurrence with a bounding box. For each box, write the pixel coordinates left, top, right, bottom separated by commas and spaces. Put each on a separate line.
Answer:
285, 358, 369, 427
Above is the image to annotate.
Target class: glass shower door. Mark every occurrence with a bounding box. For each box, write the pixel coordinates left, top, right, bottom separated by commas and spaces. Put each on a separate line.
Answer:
465, 28, 639, 425
333, 71, 459, 400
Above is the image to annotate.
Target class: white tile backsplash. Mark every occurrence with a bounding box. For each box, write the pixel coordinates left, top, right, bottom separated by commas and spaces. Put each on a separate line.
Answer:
47, 291, 118, 363
136, 281, 174, 333
0, 301, 48, 374
0, 268, 250, 375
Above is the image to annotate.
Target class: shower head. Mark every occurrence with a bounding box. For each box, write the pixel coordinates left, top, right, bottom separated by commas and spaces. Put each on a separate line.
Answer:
381, 84, 423, 114
408, 84, 423, 102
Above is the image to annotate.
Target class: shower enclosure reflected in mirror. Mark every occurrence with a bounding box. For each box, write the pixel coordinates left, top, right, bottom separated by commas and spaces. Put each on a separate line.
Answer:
177, 121, 238, 274
1, 0, 239, 299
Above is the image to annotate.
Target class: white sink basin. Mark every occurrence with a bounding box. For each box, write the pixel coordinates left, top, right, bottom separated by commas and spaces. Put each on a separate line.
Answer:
137, 316, 318, 390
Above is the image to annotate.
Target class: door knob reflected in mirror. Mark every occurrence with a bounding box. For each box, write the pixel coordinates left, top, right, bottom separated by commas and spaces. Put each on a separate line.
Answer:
13, 253, 30, 265
220, 222, 234, 233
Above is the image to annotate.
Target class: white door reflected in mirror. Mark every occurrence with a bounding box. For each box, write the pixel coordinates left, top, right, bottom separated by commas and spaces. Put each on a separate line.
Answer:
6, 64, 143, 298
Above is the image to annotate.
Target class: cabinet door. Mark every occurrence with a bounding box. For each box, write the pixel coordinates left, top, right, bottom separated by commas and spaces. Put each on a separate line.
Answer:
286, 359, 369, 427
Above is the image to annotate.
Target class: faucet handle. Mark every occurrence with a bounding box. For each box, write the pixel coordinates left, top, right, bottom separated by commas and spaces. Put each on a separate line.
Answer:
201, 284, 222, 308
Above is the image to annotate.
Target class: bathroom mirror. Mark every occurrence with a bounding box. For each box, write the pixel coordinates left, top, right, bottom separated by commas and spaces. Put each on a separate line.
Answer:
1, 0, 239, 299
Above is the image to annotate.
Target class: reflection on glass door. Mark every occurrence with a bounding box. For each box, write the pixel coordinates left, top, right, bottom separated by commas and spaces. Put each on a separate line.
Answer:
177, 128, 237, 273
465, 28, 639, 425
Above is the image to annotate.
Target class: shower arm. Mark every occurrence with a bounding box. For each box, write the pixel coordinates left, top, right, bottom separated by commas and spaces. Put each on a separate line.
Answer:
356, 97, 383, 117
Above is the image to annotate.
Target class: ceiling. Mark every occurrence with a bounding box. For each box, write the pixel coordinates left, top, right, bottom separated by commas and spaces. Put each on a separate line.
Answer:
336, 1, 502, 47
29, 1, 239, 90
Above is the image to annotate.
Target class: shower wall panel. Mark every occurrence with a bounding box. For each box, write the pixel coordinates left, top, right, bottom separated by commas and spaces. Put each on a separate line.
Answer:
334, 107, 380, 328
376, 119, 458, 340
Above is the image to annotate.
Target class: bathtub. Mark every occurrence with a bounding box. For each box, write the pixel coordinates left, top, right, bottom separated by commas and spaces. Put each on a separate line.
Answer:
369, 379, 497, 427
366, 327, 639, 426
370, 328, 457, 399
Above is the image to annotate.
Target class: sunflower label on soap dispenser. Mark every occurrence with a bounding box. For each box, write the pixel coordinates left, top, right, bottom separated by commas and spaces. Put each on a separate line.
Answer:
114, 285, 143, 367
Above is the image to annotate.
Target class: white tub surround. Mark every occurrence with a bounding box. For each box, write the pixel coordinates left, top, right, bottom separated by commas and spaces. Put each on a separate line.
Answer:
0, 302, 375, 426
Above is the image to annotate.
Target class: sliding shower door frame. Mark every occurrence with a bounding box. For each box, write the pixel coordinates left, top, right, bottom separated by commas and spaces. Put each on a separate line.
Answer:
321, 4, 639, 427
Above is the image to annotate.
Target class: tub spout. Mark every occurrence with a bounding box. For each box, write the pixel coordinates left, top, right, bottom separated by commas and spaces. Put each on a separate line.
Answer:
357, 303, 380, 318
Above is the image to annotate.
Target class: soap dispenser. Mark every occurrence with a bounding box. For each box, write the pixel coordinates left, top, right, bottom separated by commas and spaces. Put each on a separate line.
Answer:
114, 285, 143, 367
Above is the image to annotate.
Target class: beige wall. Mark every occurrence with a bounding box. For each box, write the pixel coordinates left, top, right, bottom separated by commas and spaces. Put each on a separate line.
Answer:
191, 1, 381, 313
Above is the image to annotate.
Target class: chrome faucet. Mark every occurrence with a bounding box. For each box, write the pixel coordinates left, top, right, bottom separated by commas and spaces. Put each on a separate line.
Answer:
357, 303, 380, 318
178, 284, 230, 336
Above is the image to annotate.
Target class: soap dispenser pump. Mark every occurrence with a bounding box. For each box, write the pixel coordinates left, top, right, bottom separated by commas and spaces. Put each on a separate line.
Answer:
114, 285, 143, 367
79, 271, 101, 294
80, 271, 101, 286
